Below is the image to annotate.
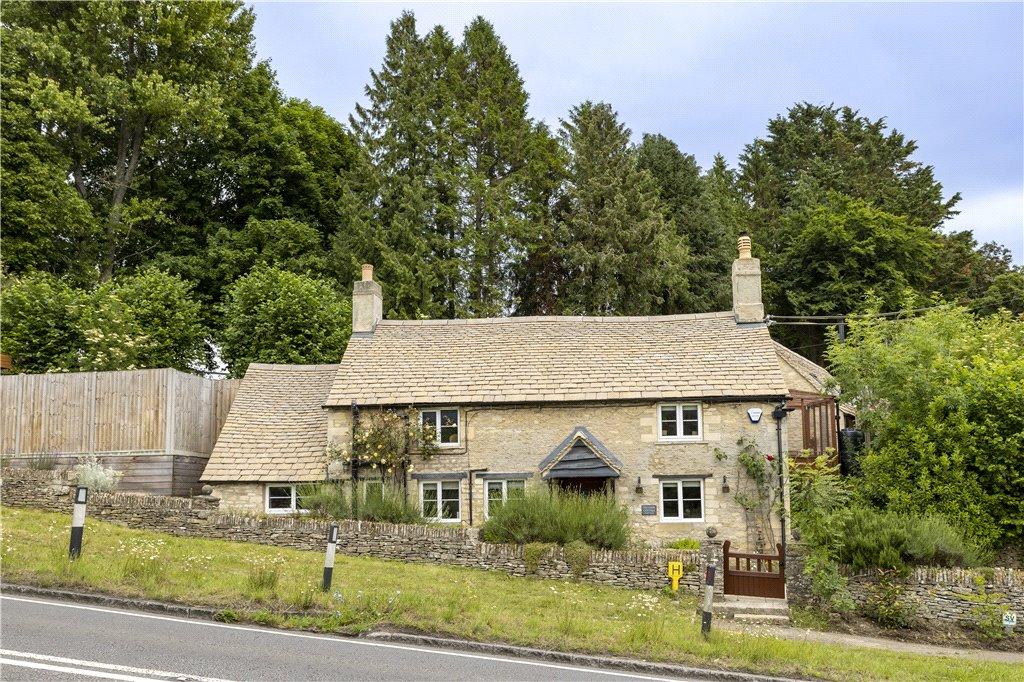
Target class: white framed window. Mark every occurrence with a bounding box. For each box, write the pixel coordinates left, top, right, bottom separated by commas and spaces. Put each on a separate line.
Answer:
420, 480, 461, 522
362, 478, 384, 500
658, 403, 702, 441
420, 408, 461, 447
485, 479, 526, 517
264, 484, 308, 514
659, 479, 704, 522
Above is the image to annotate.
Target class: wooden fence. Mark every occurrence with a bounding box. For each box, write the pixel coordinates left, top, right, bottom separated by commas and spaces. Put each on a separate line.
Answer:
1, 369, 238, 495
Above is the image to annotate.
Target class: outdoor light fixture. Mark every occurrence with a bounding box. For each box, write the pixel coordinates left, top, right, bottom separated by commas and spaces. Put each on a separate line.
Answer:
721, 475, 730, 493
747, 407, 763, 424
635, 476, 644, 493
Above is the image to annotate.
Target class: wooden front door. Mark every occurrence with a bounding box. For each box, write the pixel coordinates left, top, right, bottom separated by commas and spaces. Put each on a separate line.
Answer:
723, 540, 786, 598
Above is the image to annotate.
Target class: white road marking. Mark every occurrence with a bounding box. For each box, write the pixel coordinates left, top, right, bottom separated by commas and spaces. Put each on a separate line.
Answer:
0, 649, 232, 682
1, 595, 677, 681
0, 656, 162, 681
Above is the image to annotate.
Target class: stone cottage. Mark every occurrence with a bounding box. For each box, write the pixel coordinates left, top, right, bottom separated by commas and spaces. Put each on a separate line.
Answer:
203, 235, 846, 550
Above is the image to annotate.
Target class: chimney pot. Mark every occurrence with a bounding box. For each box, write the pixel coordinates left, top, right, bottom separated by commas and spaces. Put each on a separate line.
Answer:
361, 264, 374, 282
737, 233, 752, 260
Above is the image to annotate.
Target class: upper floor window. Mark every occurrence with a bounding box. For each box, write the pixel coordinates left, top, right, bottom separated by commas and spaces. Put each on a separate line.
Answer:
421, 409, 460, 447
658, 403, 702, 441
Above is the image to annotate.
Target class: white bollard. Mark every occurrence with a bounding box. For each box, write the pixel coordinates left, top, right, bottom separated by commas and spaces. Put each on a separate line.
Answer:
69, 486, 88, 559
701, 564, 715, 638
322, 523, 339, 591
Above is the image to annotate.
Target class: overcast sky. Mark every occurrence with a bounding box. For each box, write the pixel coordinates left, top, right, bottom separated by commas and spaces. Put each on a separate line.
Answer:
251, 2, 1023, 263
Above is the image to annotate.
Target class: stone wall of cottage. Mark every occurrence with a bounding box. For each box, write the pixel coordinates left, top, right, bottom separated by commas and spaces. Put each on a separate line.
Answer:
785, 544, 1021, 626
1, 469, 711, 593
319, 401, 788, 552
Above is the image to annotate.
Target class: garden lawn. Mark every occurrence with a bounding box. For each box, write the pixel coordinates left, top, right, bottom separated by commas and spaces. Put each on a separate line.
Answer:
0, 506, 1014, 682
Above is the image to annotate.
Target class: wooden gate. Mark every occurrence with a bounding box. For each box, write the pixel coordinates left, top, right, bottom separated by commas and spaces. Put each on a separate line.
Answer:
723, 540, 785, 598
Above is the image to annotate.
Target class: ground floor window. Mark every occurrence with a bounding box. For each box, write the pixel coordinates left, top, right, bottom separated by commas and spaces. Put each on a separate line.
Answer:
485, 479, 525, 517
265, 484, 307, 514
660, 479, 704, 522
420, 480, 461, 522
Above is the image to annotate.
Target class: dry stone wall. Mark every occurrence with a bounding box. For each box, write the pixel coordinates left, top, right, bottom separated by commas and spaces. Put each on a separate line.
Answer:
786, 543, 1021, 626
0, 469, 706, 592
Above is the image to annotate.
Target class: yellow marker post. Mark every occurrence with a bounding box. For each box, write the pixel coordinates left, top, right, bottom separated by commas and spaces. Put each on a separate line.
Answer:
667, 561, 683, 591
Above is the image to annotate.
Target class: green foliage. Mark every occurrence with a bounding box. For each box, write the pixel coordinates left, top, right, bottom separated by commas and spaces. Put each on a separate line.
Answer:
0, 272, 85, 372
638, 134, 734, 312
966, 575, 1008, 643
563, 540, 592, 578
553, 102, 690, 315
480, 490, 630, 550
102, 269, 207, 371
352, 410, 437, 482
775, 193, 937, 317
522, 542, 553, 574
297, 482, 424, 525
862, 569, 918, 629
665, 538, 701, 551
828, 306, 1024, 548
1, 269, 207, 373
219, 266, 351, 376
1, 0, 257, 280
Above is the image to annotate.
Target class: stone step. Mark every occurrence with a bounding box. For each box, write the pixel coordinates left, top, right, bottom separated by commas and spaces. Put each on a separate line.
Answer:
713, 595, 790, 619
731, 613, 792, 624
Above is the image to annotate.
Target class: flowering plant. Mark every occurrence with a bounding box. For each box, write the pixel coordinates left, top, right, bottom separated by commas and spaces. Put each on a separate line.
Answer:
352, 410, 438, 483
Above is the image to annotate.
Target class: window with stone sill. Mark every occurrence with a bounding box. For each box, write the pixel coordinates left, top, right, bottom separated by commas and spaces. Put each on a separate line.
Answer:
264, 484, 309, 514
420, 480, 461, 522
660, 478, 704, 522
658, 403, 702, 441
420, 408, 460, 447
485, 479, 525, 517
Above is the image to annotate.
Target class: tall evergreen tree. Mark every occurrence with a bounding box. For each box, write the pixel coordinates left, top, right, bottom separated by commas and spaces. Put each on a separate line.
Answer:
349, 12, 448, 318
638, 135, 733, 312
554, 102, 690, 315
455, 17, 542, 317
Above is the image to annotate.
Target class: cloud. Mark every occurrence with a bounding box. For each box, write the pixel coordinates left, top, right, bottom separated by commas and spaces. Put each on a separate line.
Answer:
946, 187, 1024, 263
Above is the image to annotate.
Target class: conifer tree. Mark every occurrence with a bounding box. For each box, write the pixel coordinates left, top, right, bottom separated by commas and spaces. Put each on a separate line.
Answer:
349, 12, 443, 318
455, 17, 540, 317
555, 102, 690, 315
638, 135, 733, 312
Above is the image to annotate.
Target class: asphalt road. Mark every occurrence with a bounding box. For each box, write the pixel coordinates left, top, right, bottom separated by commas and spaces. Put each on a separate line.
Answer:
0, 595, 689, 681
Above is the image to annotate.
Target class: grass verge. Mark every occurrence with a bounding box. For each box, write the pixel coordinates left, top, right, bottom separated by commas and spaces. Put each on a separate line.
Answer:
0, 506, 1016, 682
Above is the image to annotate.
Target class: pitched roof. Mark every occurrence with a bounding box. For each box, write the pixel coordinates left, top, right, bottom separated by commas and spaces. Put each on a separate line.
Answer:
326, 312, 789, 407
773, 341, 834, 394
202, 363, 337, 482
540, 426, 623, 479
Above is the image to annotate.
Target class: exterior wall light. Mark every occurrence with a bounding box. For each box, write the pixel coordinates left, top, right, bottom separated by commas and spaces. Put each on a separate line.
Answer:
747, 407, 763, 424
721, 475, 730, 493
635, 476, 644, 493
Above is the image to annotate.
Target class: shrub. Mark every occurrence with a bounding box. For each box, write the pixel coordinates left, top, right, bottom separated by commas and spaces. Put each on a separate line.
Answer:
297, 482, 424, 525
522, 542, 553, 574
479, 490, 630, 550
563, 540, 592, 578
665, 538, 700, 551
359, 486, 424, 524
838, 506, 982, 572
862, 569, 917, 629
244, 555, 285, 598
74, 456, 122, 492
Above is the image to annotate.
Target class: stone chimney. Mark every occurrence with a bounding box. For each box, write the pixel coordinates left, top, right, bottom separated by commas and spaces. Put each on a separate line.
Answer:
732, 232, 765, 323
352, 264, 382, 334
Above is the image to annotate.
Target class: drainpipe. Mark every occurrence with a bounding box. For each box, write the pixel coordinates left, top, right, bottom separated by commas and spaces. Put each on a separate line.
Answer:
771, 402, 792, 557
466, 468, 488, 526
351, 402, 360, 519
